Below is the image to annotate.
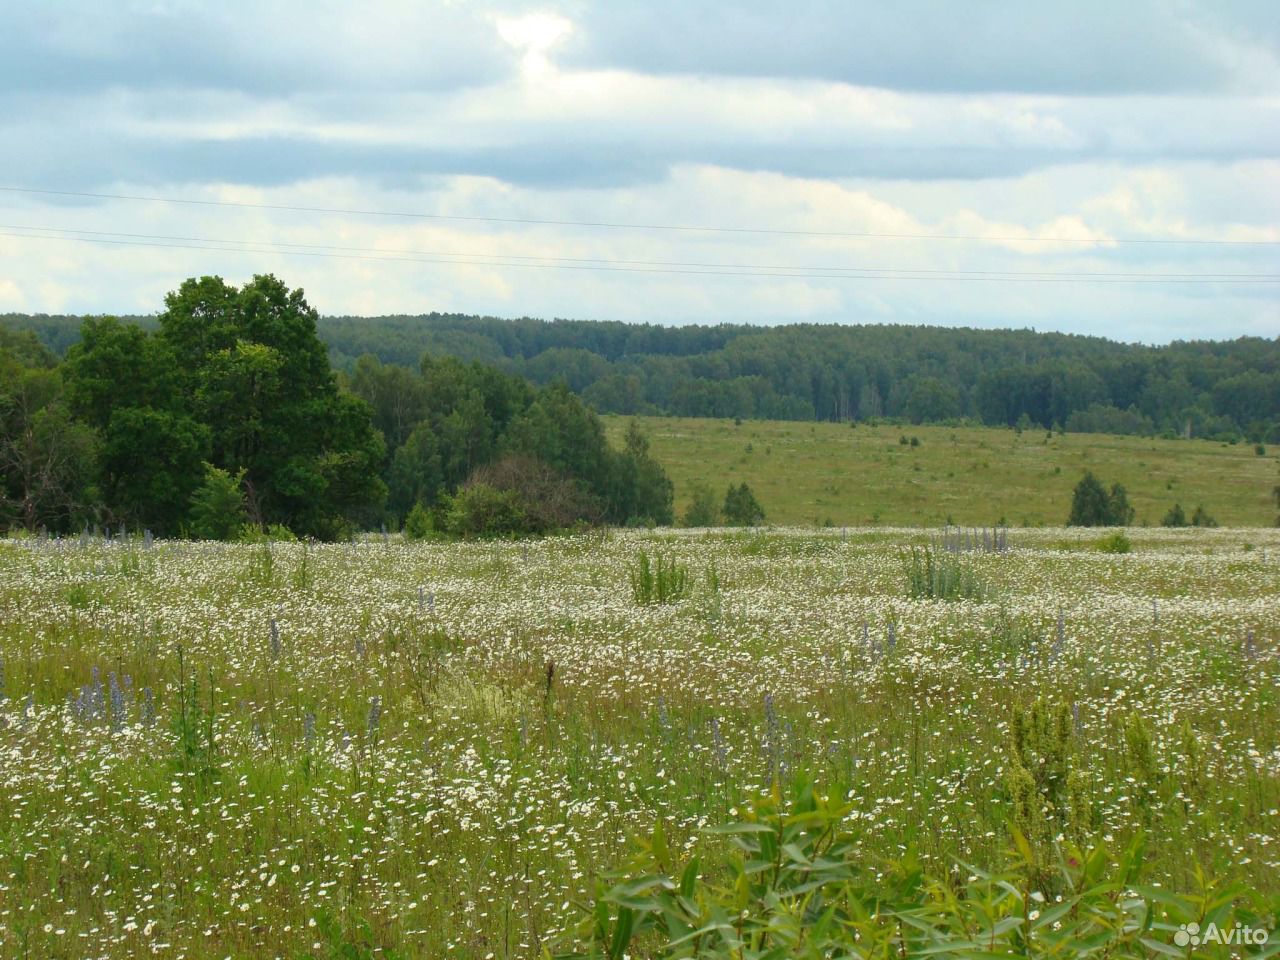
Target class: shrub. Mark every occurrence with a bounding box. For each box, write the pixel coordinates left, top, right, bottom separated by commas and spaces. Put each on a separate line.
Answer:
1096, 531, 1132, 553
904, 544, 987, 601
469, 455, 602, 532
235, 522, 297, 543
1191, 504, 1218, 528
1162, 503, 1188, 527
629, 551, 690, 605
442, 483, 528, 538
403, 502, 433, 541
723, 482, 765, 527
187, 463, 246, 540
1068, 470, 1134, 526
561, 780, 1233, 960
680, 480, 720, 527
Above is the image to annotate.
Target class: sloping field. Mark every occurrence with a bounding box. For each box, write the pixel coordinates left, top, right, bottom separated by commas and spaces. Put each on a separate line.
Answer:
605, 416, 1278, 527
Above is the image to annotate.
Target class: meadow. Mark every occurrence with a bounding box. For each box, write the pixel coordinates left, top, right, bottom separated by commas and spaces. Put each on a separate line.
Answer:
0, 526, 1277, 958
602, 417, 1280, 528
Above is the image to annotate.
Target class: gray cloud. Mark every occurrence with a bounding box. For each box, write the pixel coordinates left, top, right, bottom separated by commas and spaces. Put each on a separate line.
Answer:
4, 86, 1274, 193
562, 0, 1280, 95
0, 1, 1275, 339
0, 1, 517, 95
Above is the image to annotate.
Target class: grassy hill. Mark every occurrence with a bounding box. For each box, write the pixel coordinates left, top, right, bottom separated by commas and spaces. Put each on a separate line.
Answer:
604, 415, 1279, 527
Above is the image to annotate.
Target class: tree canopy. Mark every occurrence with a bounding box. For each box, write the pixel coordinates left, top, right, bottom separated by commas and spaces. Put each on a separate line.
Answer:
8, 311, 1279, 441
0, 277, 675, 539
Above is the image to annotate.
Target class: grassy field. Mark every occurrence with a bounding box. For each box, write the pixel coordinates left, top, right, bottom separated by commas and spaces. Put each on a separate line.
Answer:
0, 527, 1277, 957
603, 416, 1279, 528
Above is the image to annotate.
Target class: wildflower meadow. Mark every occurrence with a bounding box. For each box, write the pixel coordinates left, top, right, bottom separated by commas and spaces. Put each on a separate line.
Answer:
0, 526, 1277, 958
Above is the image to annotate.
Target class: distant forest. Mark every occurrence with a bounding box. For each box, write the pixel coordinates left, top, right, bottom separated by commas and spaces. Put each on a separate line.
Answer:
5, 310, 1280, 441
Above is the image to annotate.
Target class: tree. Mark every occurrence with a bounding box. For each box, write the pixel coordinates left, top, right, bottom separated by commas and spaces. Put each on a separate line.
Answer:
608, 420, 673, 526
387, 422, 445, 517
904, 377, 960, 424
403, 502, 434, 540
1067, 471, 1134, 526
158, 275, 385, 537
723, 482, 765, 526
1, 335, 98, 532
188, 463, 247, 540
681, 479, 720, 527
62, 316, 206, 532
0, 390, 98, 533
98, 407, 210, 532
350, 353, 431, 457
1161, 503, 1187, 527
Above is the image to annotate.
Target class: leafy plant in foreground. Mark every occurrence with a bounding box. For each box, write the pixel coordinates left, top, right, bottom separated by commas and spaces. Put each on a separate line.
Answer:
558, 780, 1273, 960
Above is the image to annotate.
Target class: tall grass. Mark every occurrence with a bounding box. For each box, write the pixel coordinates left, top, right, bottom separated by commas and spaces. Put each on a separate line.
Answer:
628, 550, 690, 605
904, 543, 988, 601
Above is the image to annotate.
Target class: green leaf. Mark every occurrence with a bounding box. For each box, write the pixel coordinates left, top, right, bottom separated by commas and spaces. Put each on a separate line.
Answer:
1139, 936, 1188, 957
608, 906, 635, 960
703, 822, 777, 835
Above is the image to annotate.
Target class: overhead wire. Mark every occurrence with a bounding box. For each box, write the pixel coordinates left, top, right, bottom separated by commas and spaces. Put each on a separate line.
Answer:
2, 185, 1276, 246
1, 225, 1275, 283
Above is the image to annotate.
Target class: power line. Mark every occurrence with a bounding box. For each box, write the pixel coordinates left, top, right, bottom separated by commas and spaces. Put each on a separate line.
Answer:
3, 227, 1277, 284
3, 224, 1275, 279
2, 185, 1276, 247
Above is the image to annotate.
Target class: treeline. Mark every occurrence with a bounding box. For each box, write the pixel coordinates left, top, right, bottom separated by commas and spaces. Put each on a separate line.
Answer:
8, 311, 1277, 441
0, 277, 672, 538
320, 317, 1280, 440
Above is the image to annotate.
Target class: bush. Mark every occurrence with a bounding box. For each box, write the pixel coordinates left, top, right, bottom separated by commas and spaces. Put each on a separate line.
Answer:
469, 455, 601, 533
680, 480, 720, 527
1191, 504, 1218, 528
442, 483, 528, 538
1068, 470, 1134, 526
629, 551, 690, 605
403, 502, 433, 540
187, 463, 246, 540
723, 482, 765, 527
1096, 531, 1132, 553
561, 780, 1236, 960
235, 522, 297, 543
1162, 503, 1188, 527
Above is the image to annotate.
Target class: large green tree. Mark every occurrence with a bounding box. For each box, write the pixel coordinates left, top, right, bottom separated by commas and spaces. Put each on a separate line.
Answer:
158, 275, 385, 537
63, 318, 211, 532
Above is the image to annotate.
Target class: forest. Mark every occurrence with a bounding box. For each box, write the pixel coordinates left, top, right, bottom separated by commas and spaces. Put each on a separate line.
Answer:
0, 277, 673, 538
7, 309, 1279, 441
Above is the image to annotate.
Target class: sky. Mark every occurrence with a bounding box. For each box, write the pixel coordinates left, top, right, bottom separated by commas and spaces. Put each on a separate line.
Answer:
0, 0, 1277, 342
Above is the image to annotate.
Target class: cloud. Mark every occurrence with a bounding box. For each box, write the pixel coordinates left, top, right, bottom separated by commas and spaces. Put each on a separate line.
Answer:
0, 1, 1276, 340
562, 0, 1280, 95
0, 1, 518, 95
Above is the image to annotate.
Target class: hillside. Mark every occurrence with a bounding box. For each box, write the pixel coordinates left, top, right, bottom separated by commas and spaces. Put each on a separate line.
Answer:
603, 415, 1280, 527
5, 311, 1279, 441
